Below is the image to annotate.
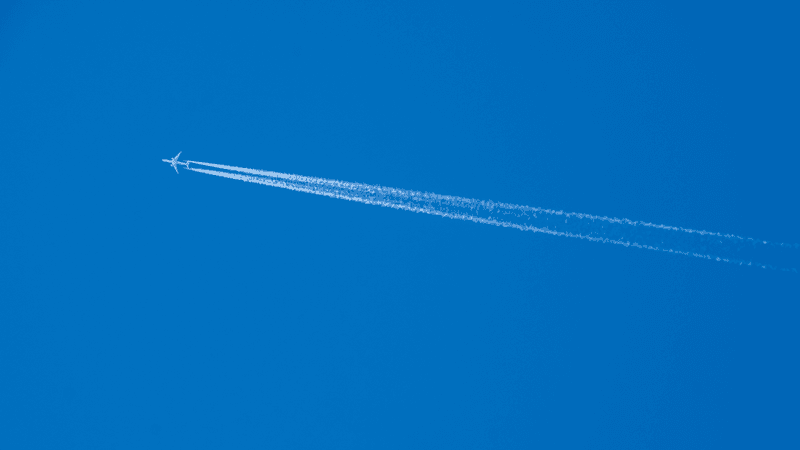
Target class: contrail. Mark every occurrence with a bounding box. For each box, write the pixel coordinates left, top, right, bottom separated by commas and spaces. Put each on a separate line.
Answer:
183, 159, 799, 272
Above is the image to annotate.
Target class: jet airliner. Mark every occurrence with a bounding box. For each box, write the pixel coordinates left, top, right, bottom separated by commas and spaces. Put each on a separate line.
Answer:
162, 152, 189, 173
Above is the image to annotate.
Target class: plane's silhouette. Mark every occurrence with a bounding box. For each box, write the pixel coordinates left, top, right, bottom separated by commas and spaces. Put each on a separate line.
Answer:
162, 152, 189, 174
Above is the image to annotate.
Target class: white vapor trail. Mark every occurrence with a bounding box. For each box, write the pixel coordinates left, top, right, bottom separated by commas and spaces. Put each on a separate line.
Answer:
184, 159, 798, 272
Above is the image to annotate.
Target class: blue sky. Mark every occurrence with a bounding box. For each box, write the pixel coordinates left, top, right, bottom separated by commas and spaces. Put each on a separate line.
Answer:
1, 1, 798, 448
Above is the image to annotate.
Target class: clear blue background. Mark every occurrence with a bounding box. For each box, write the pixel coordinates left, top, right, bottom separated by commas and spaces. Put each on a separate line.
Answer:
1, 1, 798, 448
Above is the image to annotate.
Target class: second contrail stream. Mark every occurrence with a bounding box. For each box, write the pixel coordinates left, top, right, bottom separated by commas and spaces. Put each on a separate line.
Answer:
183, 159, 798, 272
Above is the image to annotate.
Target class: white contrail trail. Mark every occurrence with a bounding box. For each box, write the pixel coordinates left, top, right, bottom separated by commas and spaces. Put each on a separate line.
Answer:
184, 159, 799, 272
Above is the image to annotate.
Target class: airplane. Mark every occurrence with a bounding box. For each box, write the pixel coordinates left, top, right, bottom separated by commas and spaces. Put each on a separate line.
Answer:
162, 152, 189, 174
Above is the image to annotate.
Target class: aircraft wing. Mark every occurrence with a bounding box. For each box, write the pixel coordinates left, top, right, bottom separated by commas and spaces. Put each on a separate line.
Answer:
173, 151, 182, 160
173, 164, 179, 174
